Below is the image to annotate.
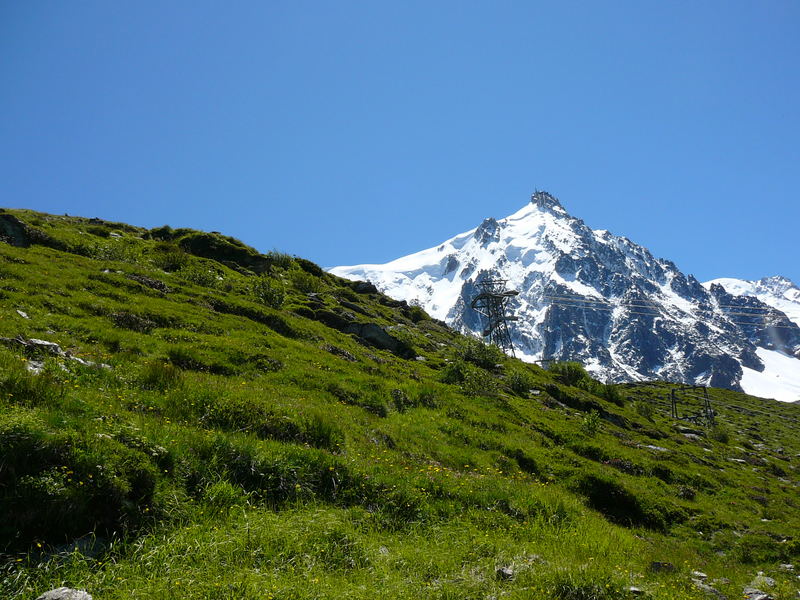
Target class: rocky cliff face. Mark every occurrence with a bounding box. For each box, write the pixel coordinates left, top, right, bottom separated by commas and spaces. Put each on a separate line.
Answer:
331, 192, 800, 395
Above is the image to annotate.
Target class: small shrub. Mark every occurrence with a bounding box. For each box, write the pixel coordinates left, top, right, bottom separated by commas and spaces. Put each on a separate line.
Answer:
294, 257, 324, 277
265, 250, 293, 271
166, 346, 207, 371
358, 394, 390, 417
581, 410, 601, 436
252, 276, 285, 308
327, 382, 388, 417
569, 442, 609, 462
458, 338, 504, 370
151, 242, 190, 271
765, 461, 787, 477
633, 399, 655, 421
461, 368, 497, 397
406, 304, 428, 323
289, 269, 324, 293
596, 384, 624, 406
507, 448, 539, 475
177, 265, 220, 288
147, 225, 176, 241
708, 424, 731, 444
390, 388, 412, 412
139, 361, 182, 391
413, 384, 438, 408
441, 360, 468, 384
549, 361, 591, 387
0, 415, 159, 549
303, 413, 344, 450
508, 370, 535, 396
86, 225, 110, 238
94, 239, 141, 263
203, 479, 247, 509
112, 311, 157, 333
0, 355, 64, 408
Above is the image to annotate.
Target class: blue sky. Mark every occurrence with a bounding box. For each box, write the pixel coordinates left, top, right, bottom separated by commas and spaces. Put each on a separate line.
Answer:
2, 1, 799, 283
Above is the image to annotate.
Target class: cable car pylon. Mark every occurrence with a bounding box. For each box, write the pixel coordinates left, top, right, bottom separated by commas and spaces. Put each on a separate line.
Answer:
470, 279, 519, 356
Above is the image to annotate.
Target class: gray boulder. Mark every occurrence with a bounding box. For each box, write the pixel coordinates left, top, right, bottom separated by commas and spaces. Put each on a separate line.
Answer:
36, 588, 92, 600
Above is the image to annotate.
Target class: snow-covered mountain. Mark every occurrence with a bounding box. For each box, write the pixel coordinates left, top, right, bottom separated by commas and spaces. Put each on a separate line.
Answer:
703, 276, 800, 328
331, 192, 800, 402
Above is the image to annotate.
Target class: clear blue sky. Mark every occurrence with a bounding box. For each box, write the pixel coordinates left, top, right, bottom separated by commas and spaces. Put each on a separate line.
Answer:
2, 1, 798, 284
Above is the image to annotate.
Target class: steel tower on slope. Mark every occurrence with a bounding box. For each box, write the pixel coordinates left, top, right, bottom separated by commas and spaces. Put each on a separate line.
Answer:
470, 279, 519, 356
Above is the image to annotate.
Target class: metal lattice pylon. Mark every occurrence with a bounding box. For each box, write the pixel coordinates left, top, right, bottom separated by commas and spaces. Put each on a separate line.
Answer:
470, 279, 519, 356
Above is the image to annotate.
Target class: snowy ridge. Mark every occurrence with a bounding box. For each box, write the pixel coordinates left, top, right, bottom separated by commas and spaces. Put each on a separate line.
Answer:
331, 192, 800, 402
704, 276, 800, 328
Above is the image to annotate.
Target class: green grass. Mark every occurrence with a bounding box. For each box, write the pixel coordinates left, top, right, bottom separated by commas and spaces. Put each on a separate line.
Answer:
0, 208, 799, 599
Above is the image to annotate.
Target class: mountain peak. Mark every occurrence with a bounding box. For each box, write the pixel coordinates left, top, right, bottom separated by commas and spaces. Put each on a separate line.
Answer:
530, 190, 562, 210
332, 190, 800, 401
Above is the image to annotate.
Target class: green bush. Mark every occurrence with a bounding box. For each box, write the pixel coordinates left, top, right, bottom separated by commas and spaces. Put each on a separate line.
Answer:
508, 370, 535, 396
549, 361, 591, 387
595, 383, 624, 406
289, 269, 324, 293
406, 304, 429, 323
458, 338, 504, 370
139, 360, 183, 391
252, 276, 285, 308
86, 225, 110, 238
461, 368, 497, 397
202, 479, 248, 509
112, 310, 158, 333
264, 250, 293, 271
633, 399, 655, 421
708, 424, 731, 444
580, 410, 601, 436
294, 257, 324, 277
326, 382, 388, 417
196, 394, 343, 449
176, 265, 220, 288
151, 242, 190, 271
440, 360, 468, 384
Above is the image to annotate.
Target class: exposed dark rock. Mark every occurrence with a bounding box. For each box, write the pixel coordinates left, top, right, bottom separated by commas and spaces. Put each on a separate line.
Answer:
693, 580, 727, 600
314, 310, 354, 331
709, 283, 800, 358
339, 299, 373, 316
126, 273, 171, 293
345, 322, 415, 358
0, 214, 66, 251
0, 213, 34, 247
649, 561, 675, 573
324, 344, 357, 362
350, 280, 378, 294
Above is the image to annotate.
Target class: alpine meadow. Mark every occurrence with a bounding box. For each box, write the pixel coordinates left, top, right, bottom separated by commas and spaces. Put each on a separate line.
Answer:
0, 208, 798, 599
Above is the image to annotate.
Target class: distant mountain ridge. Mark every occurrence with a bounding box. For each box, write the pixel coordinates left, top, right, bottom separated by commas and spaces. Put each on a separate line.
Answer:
331, 192, 800, 402
704, 276, 800, 328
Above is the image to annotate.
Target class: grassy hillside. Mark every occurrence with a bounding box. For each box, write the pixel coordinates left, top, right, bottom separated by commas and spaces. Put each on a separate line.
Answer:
0, 208, 798, 600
